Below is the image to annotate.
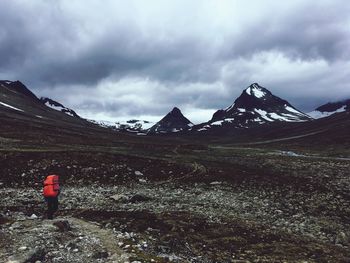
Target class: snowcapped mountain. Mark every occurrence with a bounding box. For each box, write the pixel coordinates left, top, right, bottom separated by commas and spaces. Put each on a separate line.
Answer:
194, 83, 312, 132
86, 119, 116, 129
89, 119, 154, 133
40, 97, 80, 118
308, 99, 350, 119
116, 119, 154, 132
148, 107, 193, 134
0, 79, 98, 136
0, 80, 80, 119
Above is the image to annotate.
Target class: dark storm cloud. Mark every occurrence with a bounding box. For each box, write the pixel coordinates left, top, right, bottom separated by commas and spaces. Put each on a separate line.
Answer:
0, 0, 216, 86
0, 0, 349, 122
223, 3, 350, 62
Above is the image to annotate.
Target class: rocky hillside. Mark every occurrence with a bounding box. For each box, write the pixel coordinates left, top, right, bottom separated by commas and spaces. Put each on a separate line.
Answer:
0, 79, 131, 147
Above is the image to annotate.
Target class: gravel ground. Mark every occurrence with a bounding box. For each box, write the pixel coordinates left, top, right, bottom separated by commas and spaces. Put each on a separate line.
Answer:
1, 181, 350, 262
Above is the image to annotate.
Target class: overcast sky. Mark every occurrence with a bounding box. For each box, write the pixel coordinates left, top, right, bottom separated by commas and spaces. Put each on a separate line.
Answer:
1, 0, 350, 123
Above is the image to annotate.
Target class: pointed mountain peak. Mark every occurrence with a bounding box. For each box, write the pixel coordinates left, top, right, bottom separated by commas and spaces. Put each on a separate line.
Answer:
148, 107, 193, 134
244, 83, 270, 98
170, 107, 182, 115
163, 107, 191, 122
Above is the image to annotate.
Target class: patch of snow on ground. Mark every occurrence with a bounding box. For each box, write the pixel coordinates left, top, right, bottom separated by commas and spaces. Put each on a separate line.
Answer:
277, 151, 304, 157
237, 108, 246, 112
0, 102, 24, 112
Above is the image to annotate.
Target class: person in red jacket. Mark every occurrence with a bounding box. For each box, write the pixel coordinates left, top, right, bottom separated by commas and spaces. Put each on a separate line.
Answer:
43, 175, 60, 219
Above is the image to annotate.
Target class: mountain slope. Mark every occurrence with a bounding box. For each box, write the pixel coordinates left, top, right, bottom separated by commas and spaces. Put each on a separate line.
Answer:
148, 107, 193, 134
40, 97, 80, 118
0, 80, 83, 123
0, 80, 39, 101
0, 80, 133, 146
193, 83, 312, 133
308, 99, 350, 119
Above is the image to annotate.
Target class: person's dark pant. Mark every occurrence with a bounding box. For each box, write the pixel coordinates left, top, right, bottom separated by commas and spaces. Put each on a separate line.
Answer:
45, 197, 58, 219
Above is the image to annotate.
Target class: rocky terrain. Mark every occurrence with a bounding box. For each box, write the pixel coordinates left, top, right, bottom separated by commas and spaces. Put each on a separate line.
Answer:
1, 146, 350, 262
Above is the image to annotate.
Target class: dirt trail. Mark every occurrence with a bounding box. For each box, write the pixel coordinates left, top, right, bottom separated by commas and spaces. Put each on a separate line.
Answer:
68, 217, 131, 262
240, 130, 328, 145
0, 216, 131, 263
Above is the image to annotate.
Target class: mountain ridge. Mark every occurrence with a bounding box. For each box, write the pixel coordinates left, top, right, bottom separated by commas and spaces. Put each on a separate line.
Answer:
40, 97, 80, 118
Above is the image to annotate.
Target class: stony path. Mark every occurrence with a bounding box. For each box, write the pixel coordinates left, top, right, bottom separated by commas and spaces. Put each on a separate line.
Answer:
0, 215, 131, 263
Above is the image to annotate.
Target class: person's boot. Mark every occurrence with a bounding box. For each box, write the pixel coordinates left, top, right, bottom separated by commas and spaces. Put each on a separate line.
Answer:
48, 212, 53, 220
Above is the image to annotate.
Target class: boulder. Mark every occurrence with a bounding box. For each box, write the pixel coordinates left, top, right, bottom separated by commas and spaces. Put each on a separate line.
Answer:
53, 220, 71, 232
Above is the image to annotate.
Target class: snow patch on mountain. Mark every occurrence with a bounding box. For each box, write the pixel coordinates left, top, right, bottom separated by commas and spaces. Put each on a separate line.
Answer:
88, 119, 154, 133
308, 97, 350, 119
285, 106, 302, 114
211, 120, 225, 126
246, 83, 267, 98
116, 119, 154, 133
88, 119, 116, 128
40, 97, 80, 118
308, 106, 347, 119
0, 101, 24, 112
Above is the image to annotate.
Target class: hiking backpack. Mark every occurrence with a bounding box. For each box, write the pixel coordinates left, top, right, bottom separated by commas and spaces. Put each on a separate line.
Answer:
43, 175, 60, 197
